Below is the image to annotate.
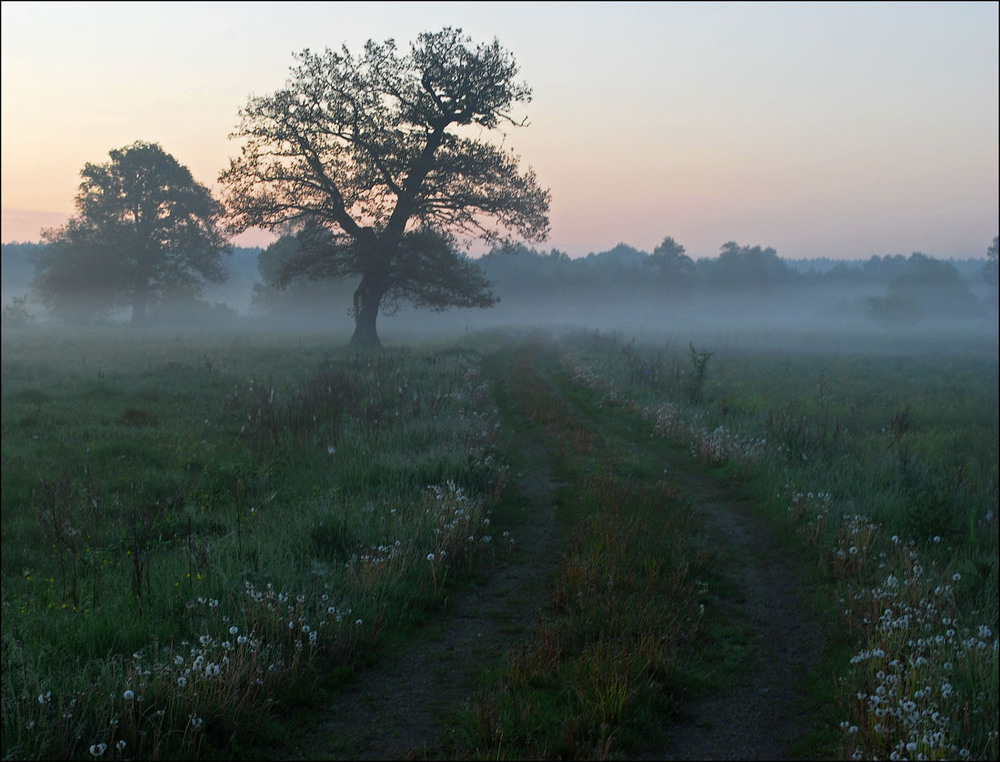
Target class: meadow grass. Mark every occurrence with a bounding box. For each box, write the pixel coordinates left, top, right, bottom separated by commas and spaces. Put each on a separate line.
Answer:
558, 328, 998, 760
3, 324, 996, 760
1, 326, 508, 760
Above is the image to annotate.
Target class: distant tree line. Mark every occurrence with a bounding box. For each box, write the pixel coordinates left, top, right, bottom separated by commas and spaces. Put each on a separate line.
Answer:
467, 238, 995, 324
3, 233, 995, 328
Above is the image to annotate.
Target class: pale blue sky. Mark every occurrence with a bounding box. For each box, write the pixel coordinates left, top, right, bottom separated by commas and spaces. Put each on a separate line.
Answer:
2, 1, 997, 259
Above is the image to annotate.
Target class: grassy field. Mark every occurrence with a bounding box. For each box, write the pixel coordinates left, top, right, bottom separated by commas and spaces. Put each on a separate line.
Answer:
2, 324, 997, 760
558, 328, 999, 760
1, 326, 509, 760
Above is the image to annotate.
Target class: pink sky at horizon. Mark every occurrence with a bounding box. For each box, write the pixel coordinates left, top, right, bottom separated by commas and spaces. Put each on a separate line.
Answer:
2, 2, 997, 261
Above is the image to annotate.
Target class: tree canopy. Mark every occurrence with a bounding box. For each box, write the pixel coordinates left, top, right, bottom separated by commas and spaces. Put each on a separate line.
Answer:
983, 235, 998, 315
220, 27, 550, 345
646, 236, 694, 289
35, 141, 230, 324
709, 241, 792, 290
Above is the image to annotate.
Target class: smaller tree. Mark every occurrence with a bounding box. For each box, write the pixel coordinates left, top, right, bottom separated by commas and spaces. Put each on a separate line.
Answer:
711, 241, 792, 291
888, 252, 981, 319
646, 236, 694, 289
1, 296, 35, 328
36, 141, 231, 324
983, 235, 998, 316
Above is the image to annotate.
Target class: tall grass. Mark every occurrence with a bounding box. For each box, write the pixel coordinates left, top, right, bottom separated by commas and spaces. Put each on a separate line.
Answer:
1, 327, 508, 760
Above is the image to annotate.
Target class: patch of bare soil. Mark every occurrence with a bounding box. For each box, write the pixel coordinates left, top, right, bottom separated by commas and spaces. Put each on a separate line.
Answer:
651, 465, 828, 761
276, 432, 563, 760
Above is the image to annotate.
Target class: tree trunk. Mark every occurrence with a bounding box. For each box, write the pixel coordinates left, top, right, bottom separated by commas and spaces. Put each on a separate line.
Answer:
350, 273, 384, 347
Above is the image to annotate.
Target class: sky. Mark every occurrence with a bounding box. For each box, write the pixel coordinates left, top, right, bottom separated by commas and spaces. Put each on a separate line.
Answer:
1, 1, 997, 260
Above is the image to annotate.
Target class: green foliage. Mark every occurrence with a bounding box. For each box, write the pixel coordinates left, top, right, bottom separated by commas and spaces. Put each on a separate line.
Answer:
646, 236, 694, 290
984, 235, 999, 315
35, 141, 230, 325
1, 296, 34, 327
886, 252, 983, 318
709, 240, 796, 291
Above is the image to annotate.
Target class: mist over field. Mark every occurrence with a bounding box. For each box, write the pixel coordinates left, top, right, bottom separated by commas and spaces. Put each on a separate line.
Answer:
3, 239, 996, 355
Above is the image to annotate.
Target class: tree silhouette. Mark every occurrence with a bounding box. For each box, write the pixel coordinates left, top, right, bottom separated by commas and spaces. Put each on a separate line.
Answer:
221, 27, 550, 346
711, 241, 792, 291
983, 236, 998, 316
36, 141, 229, 324
646, 236, 694, 289
887, 253, 982, 319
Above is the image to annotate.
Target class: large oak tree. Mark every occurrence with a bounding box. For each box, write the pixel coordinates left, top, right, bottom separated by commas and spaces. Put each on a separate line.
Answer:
36, 141, 230, 325
220, 27, 550, 346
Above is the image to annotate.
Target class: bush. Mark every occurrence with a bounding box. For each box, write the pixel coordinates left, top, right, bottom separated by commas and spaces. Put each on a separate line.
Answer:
1, 296, 34, 327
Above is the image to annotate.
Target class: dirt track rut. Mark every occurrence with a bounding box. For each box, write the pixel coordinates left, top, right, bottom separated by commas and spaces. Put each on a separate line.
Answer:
277, 431, 562, 760
654, 467, 826, 760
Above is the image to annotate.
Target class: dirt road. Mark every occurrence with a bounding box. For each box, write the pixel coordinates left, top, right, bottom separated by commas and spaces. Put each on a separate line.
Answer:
275, 342, 826, 760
